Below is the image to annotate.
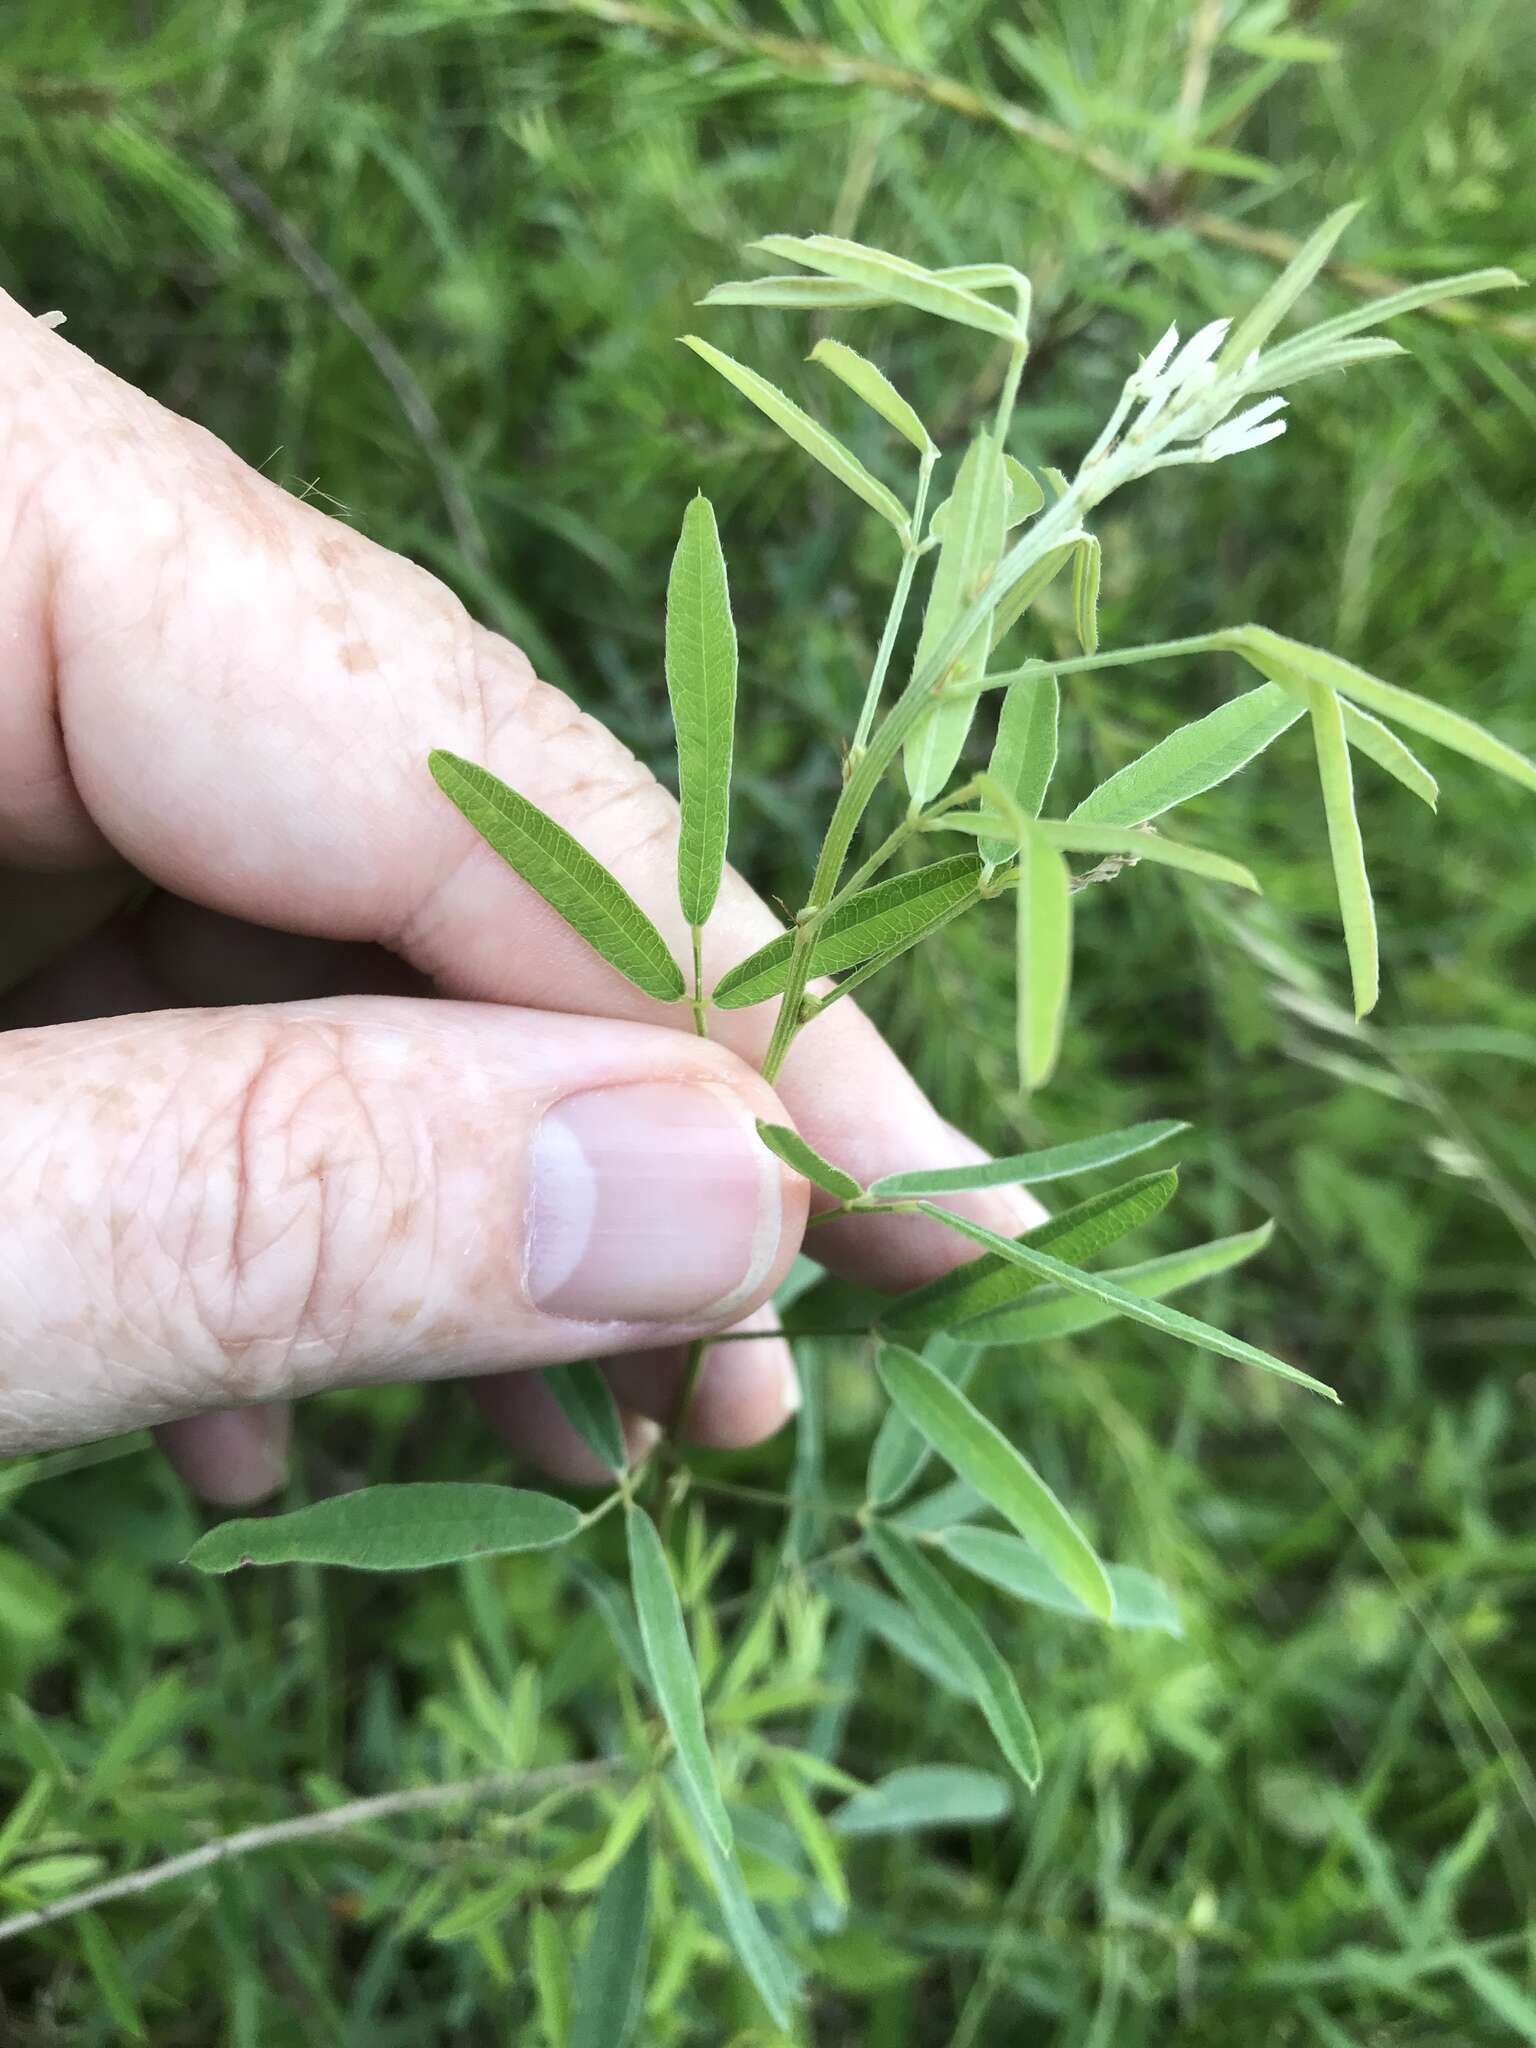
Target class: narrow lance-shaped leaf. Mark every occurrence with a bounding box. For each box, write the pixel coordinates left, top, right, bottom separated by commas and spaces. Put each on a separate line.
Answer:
1017, 826, 1072, 1090
1306, 680, 1379, 1018
905, 433, 1009, 805
825, 1576, 970, 1694
991, 546, 1076, 650
713, 854, 982, 1009
914, 1203, 1340, 1401
963, 1220, 1274, 1347
1038, 821, 1261, 893
1070, 682, 1302, 828
753, 234, 1028, 343
1258, 266, 1521, 375
866, 1333, 976, 1509
429, 752, 684, 1002
531, 1908, 574, 2048
570, 1825, 652, 2048
979, 672, 1058, 868
1224, 625, 1536, 793
701, 260, 1024, 313
680, 336, 908, 535
1219, 201, 1363, 368
184, 1483, 583, 1574
1071, 533, 1101, 655
756, 1120, 862, 1200
665, 494, 737, 931
809, 338, 934, 455
876, 1342, 1113, 1622
544, 1362, 628, 1476
942, 1527, 1183, 1635
662, 1767, 798, 2028
866, 1521, 1044, 1787
832, 1765, 1012, 1836
886, 1170, 1180, 1337
1341, 701, 1438, 809
1004, 454, 1045, 525
626, 1507, 733, 1854
870, 1119, 1187, 1198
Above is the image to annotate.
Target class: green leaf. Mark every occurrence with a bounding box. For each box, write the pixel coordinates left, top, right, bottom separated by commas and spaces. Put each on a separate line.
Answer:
544, 1362, 627, 1476
979, 672, 1058, 867
866, 1335, 976, 1509
1226, 624, 1536, 794
79, 1915, 145, 2041
962, 1220, 1274, 1346
904, 434, 1009, 804
887, 1170, 1180, 1337
1037, 821, 1260, 893
942, 1528, 1183, 1635
1003, 454, 1045, 526
1306, 682, 1380, 1018
701, 261, 1025, 313
912, 1205, 1339, 1400
665, 494, 738, 930
753, 233, 1027, 342
809, 338, 934, 455
1341, 701, 1438, 809
428, 752, 684, 1002
531, 1905, 574, 2048
626, 1508, 732, 1854
875, 1344, 1112, 1623
1260, 266, 1522, 371
832, 1765, 1011, 1836
991, 548, 1076, 650
184, 1484, 582, 1574
663, 1767, 798, 2027
713, 854, 982, 1008
1071, 533, 1101, 655
767, 1754, 849, 1911
1017, 827, 1072, 1089
866, 1522, 1044, 1785
680, 336, 908, 534
1070, 683, 1302, 828
1219, 202, 1364, 368
869, 1120, 1188, 1197
824, 1575, 971, 1694
756, 1120, 862, 1199
571, 1825, 652, 2048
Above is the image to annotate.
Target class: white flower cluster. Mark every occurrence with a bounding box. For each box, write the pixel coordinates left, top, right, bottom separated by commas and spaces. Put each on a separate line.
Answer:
1124, 317, 1288, 465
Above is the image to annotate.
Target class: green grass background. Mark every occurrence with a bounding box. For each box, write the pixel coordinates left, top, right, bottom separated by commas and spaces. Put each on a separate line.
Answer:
3, 1, 1535, 2039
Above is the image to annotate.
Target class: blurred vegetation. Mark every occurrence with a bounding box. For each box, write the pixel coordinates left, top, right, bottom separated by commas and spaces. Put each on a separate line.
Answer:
3, 0, 1536, 2040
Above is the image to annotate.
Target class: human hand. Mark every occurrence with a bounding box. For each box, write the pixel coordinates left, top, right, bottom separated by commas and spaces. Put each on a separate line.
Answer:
0, 294, 1040, 1504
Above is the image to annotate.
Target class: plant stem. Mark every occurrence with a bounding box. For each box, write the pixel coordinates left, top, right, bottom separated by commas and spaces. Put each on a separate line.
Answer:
848, 454, 935, 763
690, 925, 708, 1036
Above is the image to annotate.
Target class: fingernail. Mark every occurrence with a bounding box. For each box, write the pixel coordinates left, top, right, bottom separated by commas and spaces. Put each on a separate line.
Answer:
527, 1082, 783, 1324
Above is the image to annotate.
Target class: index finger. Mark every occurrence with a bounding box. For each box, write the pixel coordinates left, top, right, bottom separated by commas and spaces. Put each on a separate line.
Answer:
0, 294, 1040, 1287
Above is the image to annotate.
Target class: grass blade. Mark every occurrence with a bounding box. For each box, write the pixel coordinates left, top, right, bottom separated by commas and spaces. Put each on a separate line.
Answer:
963, 1220, 1274, 1346
866, 1524, 1043, 1786
887, 1170, 1180, 1337
875, 1344, 1112, 1624
1017, 827, 1072, 1089
905, 433, 1009, 804
1306, 682, 1380, 1018
713, 854, 982, 1008
753, 233, 1027, 342
571, 1825, 652, 2048
809, 338, 934, 455
1038, 822, 1260, 892
665, 494, 737, 931
544, 1362, 627, 1476
942, 1527, 1183, 1635
681, 335, 908, 534
626, 1507, 733, 1854
428, 751, 684, 1002
870, 1120, 1187, 1197
185, 1484, 582, 1574
1341, 701, 1438, 809
702, 262, 1025, 313
979, 671, 1058, 868
832, 1765, 1011, 1836
756, 1120, 862, 1199
531, 1907, 573, 2048
1070, 682, 1302, 828
913, 1204, 1339, 1401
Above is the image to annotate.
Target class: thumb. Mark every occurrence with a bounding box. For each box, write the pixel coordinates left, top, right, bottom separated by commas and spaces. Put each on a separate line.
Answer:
0, 996, 807, 1454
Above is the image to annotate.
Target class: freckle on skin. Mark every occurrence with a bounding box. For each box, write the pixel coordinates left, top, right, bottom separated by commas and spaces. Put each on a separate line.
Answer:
339, 642, 377, 674
388, 1300, 423, 1326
